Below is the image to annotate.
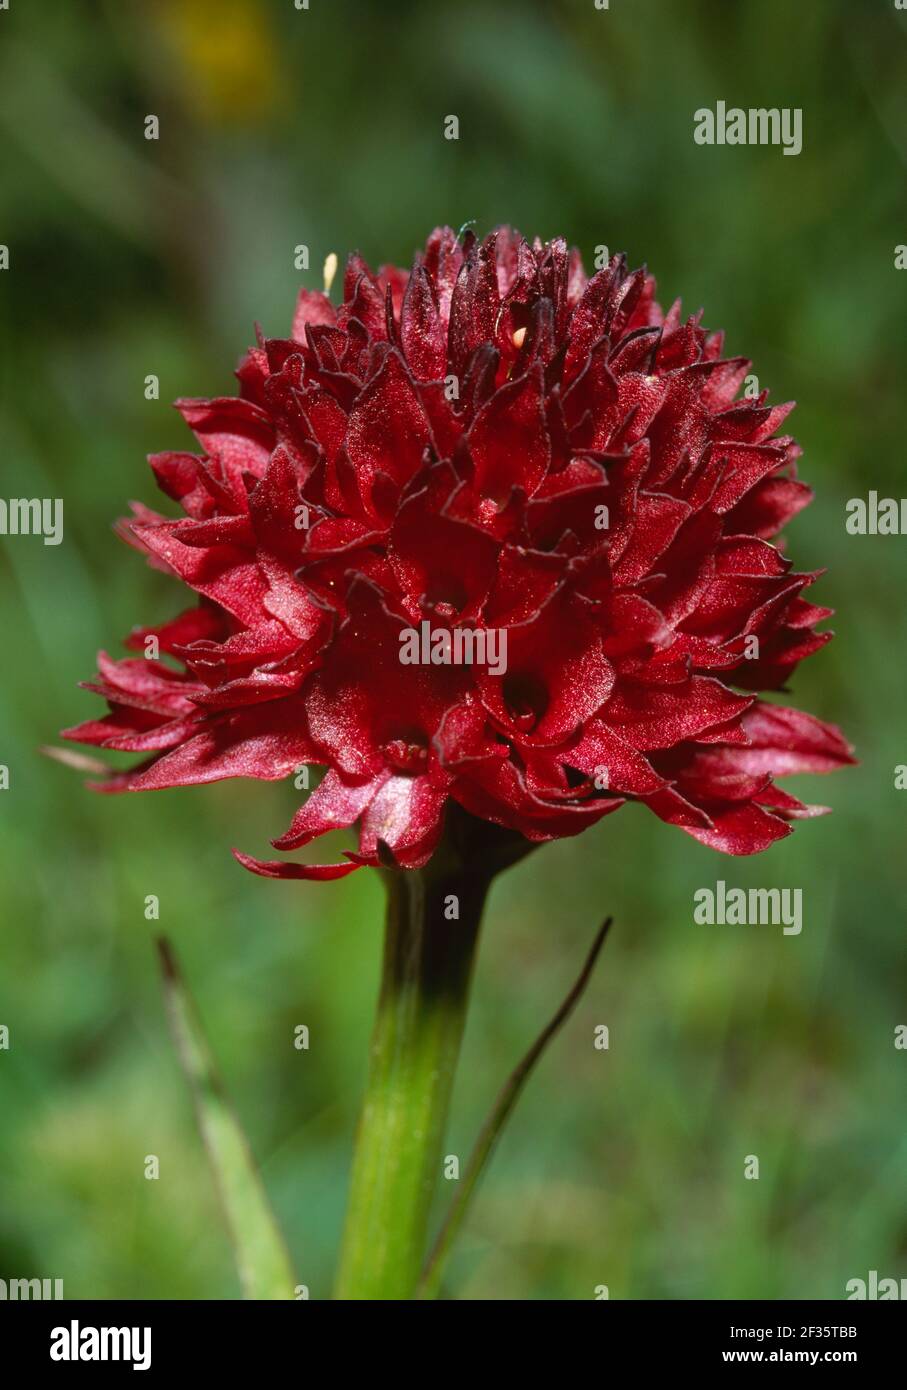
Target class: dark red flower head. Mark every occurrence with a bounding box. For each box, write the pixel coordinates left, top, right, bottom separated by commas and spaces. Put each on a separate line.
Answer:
65, 226, 853, 878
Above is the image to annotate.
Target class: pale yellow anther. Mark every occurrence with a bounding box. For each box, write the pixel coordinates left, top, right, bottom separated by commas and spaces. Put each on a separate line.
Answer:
323, 252, 339, 295
512, 326, 527, 349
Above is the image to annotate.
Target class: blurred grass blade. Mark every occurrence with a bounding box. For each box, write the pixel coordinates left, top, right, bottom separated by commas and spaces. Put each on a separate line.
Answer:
157, 938, 297, 1300
417, 917, 613, 1300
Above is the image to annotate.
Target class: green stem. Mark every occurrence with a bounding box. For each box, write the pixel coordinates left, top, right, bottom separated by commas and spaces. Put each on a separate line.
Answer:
333, 855, 492, 1300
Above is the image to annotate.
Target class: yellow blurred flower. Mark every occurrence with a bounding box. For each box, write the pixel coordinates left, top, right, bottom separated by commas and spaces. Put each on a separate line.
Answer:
157, 0, 283, 125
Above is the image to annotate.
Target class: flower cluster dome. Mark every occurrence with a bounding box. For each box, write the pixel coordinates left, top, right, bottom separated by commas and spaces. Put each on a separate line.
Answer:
65, 226, 853, 878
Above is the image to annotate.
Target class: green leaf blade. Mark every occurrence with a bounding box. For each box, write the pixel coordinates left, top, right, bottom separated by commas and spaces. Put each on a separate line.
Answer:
158, 938, 297, 1301
417, 916, 613, 1299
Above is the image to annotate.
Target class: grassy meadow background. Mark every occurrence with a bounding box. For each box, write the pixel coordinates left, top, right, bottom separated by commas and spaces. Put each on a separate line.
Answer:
1, 0, 905, 1299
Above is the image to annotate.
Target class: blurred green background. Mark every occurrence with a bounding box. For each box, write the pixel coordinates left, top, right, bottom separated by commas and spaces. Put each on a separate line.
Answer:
1, 0, 905, 1300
